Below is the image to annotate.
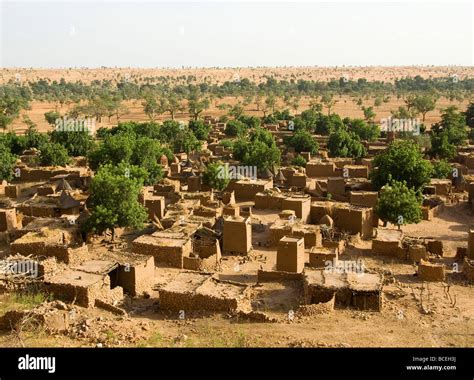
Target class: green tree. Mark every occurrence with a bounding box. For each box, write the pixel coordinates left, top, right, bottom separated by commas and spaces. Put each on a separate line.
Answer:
432, 160, 452, 179
84, 163, 147, 239
50, 129, 95, 157
0, 144, 17, 181
39, 142, 71, 166
286, 129, 319, 154
371, 140, 433, 191
202, 161, 230, 191
327, 127, 366, 159
188, 119, 211, 141
375, 179, 422, 229
430, 106, 467, 159
465, 102, 474, 128
44, 110, 61, 127
187, 93, 210, 120
412, 95, 437, 122
346, 118, 380, 141
225, 119, 247, 137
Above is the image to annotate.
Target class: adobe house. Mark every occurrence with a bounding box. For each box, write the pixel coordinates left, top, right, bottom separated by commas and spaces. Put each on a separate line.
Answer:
132, 230, 192, 268
467, 230, 474, 260
184, 228, 221, 271
282, 195, 311, 223
5, 184, 20, 199
153, 179, 181, 197
306, 161, 336, 178
0, 208, 18, 232
57, 191, 82, 215
371, 229, 405, 258
142, 193, 166, 220
349, 191, 379, 227
304, 269, 383, 311
254, 191, 286, 210
159, 271, 251, 312
187, 175, 201, 192
309, 247, 338, 268
330, 203, 374, 239
421, 197, 444, 221
233, 178, 273, 201
343, 165, 369, 179
45, 266, 124, 308
277, 236, 305, 273
327, 177, 346, 196
429, 179, 452, 196
223, 216, 251, 255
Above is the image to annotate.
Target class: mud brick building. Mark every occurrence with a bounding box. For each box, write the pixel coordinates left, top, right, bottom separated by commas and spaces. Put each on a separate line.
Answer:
223, 216, 251, 255
277, 236, 305, 273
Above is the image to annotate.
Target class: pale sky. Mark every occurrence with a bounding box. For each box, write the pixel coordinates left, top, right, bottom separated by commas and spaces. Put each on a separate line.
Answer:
1, 0, 473, 68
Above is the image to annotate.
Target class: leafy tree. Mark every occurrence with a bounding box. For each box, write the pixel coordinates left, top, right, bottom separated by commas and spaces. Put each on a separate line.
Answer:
24, 126, 49, 150
202, 161, 230, 191
160, 93, 183, 120
432, 160, 452, 179
50, 129, 95, 157
0, 95, 28, 131
327, 127, 366, 159
361, 106, 376, 122
84, 163, 148, 239
321, 93, 337, 115
225, 119, 247, 137
465, 102, 474, 128
188, 119, 211, 141
314, 113, 344, 135
237, 114, 261, 129
142, 93, 162, 121
228, 102, 245, 119
285, 129, 319, 154
346, 118, 380, 141
233, 127, 280, 171
39, 142, 71, 166
412, 95, 437, 122
375, 179, 422, 229
292, 155, 307, 167
187, 92, 210, 120
371, 140, 433, 191
430, 106, 467, 159
44, 111, 61, 127
0, 144, 17, 181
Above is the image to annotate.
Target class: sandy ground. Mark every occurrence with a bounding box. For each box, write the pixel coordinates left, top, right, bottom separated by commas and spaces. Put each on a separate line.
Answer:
7, 96, 470, 135
2, 66, 473, 85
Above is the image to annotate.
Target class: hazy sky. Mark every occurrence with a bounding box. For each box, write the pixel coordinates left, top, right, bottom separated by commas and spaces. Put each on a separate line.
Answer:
1, 0, 472, 68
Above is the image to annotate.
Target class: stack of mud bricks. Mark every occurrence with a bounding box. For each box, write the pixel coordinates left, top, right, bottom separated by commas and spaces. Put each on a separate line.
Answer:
223, 216, 251, 255
277, 236, 305, 273
187, 176, 201, 192
222, 204, 239, 217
